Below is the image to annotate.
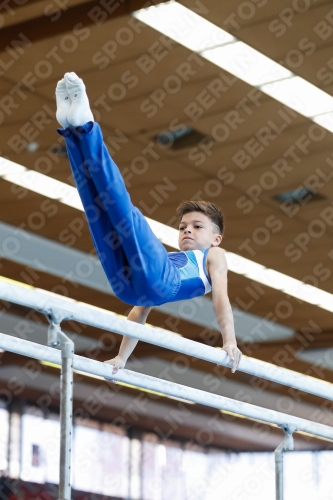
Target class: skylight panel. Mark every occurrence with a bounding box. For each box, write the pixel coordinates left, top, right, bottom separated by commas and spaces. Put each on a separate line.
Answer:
133, 0, 235, 52
202, 42, 293, 86
225, 251, 333, 312
260, 76, 333, 118
313, 112, 333, 132
0, 158, 80, 203
146, 217, 179, 248
0, 159, 26, 176
134, 1, 333, 131
261, 77, 333, 117
3, 170, 63, 200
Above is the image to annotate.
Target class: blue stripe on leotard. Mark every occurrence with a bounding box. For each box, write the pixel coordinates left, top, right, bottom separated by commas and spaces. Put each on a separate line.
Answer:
167, 248, 212, 302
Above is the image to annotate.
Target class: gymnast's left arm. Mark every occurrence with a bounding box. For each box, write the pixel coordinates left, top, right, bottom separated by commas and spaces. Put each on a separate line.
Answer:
207, 247, 242, 373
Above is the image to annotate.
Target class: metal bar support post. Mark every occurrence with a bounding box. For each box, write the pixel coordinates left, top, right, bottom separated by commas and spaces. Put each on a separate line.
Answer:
275, 425, 295, 500
45, 310, 74, 500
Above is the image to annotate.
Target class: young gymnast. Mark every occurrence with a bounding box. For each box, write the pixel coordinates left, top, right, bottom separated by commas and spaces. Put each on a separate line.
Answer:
56, 72, 242, 375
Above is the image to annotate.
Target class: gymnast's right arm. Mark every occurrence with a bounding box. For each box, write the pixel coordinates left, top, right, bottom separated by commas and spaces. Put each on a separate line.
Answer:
104, 306, 152, 374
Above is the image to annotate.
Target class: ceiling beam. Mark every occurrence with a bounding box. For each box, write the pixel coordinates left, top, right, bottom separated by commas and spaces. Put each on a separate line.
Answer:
1, 0, 165, 49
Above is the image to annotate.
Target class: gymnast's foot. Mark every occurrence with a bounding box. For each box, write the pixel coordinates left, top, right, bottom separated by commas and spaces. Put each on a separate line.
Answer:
64, 72, 94, 127
55, 78, 71, 129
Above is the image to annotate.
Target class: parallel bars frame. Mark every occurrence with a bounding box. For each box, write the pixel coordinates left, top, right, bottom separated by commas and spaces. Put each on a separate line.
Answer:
0, 280, 332, 500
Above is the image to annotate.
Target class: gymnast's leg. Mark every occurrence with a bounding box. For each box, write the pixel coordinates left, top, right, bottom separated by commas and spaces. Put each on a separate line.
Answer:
56, 78, 141, 303
56, 73, 180, 306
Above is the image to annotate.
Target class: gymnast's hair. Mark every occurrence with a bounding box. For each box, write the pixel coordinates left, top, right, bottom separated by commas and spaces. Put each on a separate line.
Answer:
176, 200, 224, 236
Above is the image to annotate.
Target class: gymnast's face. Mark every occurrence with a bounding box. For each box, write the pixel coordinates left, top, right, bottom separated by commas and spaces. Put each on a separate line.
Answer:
178, 212, 222, 251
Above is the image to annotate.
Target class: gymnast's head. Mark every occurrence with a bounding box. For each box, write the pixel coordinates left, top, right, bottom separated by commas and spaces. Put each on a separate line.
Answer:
176, 200, 224, 251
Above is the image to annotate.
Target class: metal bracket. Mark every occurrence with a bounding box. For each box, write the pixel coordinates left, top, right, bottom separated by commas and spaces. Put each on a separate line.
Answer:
38, 306, 73, 350
281, 423, 297, 435
47, 319, 62, 348
38, 305, 73, 323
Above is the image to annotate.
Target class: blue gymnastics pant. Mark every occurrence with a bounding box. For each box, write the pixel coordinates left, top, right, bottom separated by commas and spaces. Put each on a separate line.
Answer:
58, 122, 181, 306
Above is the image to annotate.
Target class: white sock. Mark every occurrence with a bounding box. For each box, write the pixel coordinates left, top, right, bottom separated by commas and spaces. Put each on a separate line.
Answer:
55, 78, 71, 129
64, 72, 94, 127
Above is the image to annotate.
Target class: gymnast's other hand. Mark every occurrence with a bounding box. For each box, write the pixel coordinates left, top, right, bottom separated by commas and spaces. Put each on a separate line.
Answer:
222, 343, 242, 373
104, 355, 126, 375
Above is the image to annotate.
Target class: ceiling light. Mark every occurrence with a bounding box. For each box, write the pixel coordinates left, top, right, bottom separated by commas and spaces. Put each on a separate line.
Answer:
155, 126, 207, 150
275, 188, 325, 204
313, 112, 333, 132
202, 42, 293, 86
3, 170, 71, 200
58, 194, 83, 210
26, 142, 39, 153
133, 2, 333, 132
0, 159, 26, 176
0, 157, 81, 205
260, 76, 333, 117
226, 252, 333, 313
146, 217, 179, 248
133, 0, 235, 51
